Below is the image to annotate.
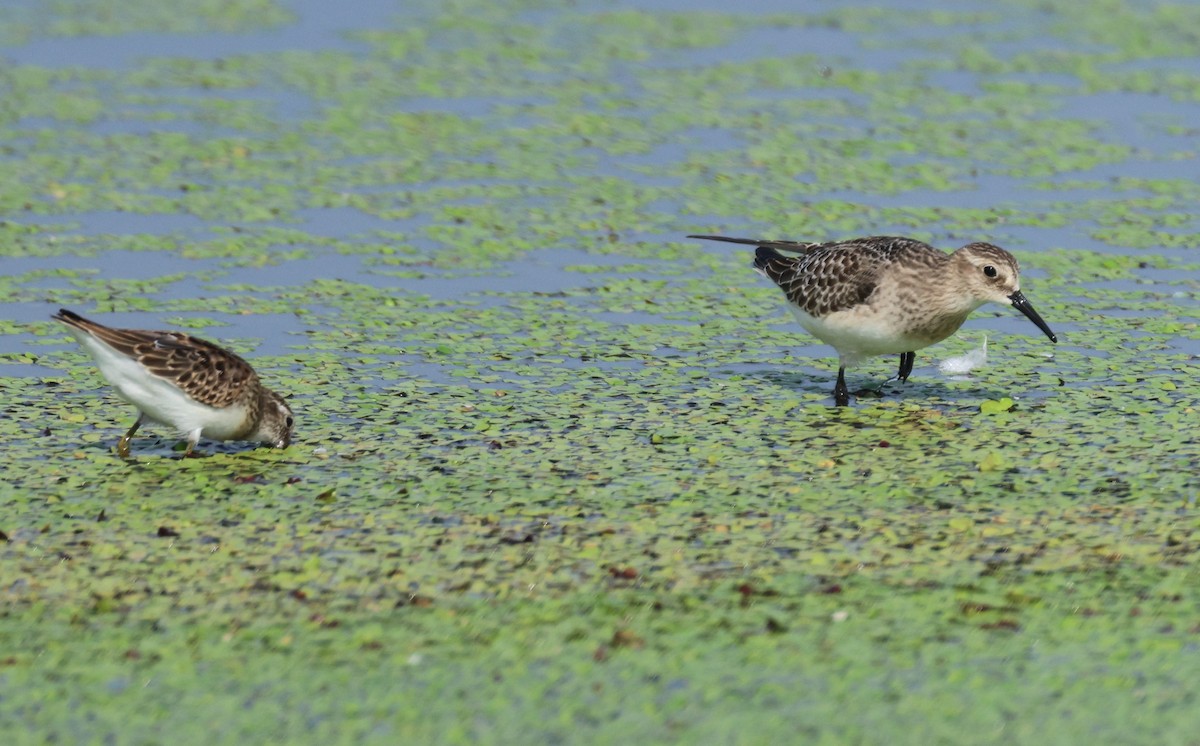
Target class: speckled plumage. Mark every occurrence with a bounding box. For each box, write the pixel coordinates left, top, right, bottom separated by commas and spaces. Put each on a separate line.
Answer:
689, 234, 1058, 405
751, 236, 941, 318
54, 308, 294, 457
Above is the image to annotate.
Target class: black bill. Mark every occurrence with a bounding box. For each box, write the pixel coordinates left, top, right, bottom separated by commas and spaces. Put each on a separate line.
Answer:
1009, 290, 1057, 343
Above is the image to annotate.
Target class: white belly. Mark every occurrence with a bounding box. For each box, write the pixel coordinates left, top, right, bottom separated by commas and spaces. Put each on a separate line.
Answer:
788, 304, 952, 367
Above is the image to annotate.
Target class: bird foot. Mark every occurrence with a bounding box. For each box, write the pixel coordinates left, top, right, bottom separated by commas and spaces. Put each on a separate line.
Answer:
174, 441, 207, 459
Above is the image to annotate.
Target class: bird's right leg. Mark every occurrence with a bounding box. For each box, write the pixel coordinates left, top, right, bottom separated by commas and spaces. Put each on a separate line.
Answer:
877, 352, 917, 395
181, 428, 203, 459
897, 351, 915, 383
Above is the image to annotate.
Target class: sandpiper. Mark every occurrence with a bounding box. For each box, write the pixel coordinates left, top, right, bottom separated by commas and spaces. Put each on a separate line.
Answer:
689, 235, 1058, 406
53, 309, 294, 457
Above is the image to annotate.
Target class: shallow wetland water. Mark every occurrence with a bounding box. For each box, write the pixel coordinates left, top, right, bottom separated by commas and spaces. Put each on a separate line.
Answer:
1, 0, 1199, 741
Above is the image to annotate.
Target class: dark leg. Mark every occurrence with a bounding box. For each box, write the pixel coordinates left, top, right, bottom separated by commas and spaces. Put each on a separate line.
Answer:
117, 413, 144, 458
833, 366, 850, 407
897, 351, 915, 383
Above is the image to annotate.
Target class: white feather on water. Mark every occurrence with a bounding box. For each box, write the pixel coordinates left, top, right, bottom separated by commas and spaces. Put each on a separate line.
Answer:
938, 335, 987, 377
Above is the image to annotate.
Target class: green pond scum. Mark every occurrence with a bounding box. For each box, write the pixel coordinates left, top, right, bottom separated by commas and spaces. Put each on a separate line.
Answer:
2, 0, 1200, 742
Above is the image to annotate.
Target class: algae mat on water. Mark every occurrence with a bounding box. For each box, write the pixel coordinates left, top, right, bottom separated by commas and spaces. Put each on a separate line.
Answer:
2, 0, 1200, 742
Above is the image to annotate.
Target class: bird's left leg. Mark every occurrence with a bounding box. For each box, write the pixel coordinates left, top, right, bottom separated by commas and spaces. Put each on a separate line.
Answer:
833, 366, 850, 407
117, 413, 145, 459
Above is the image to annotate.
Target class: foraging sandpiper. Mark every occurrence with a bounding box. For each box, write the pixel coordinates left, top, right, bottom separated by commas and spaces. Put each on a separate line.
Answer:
53, 309, 294, 457
689, 235, 1057, 406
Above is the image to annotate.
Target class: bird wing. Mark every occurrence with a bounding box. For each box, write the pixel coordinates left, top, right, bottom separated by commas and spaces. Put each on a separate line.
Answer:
55, 309, 259, 408
690, 235, 938, 316
753, 244, 885, 316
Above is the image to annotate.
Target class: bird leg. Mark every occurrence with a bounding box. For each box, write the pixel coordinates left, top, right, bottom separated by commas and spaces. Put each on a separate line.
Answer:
881, 351, 916, 388
181, 428, 204, 459
116, 413, 144, 458
897, 351, 915, 383
833, 366, 850, 407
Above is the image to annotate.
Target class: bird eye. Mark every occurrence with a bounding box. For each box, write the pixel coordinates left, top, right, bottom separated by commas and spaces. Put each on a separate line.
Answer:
983, 265, 998, 278
285, 416, 294, 428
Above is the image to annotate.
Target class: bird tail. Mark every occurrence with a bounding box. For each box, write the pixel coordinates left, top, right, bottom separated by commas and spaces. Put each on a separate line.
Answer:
687, 234, 805, 284
687, 234, 773, 247
752, 246, 804, 287
52, 308, 98, 332
753, 246, 786, 271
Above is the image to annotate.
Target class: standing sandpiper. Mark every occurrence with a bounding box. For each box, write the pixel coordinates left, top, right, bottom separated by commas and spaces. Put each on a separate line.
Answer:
53, 309, 294, 457
689, 235, 1058, 406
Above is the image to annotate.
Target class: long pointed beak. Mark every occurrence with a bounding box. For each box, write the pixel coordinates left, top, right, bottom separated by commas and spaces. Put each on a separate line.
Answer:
1009, 290, 1057, 343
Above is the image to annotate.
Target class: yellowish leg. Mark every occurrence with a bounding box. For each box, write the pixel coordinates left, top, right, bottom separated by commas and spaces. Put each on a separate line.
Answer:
117, 414, 144, 458
181, 428, 203, 459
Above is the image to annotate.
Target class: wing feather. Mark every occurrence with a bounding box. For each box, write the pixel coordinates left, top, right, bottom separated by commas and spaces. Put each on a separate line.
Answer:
54, 309, 258, 408
689, 235, 944, 316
